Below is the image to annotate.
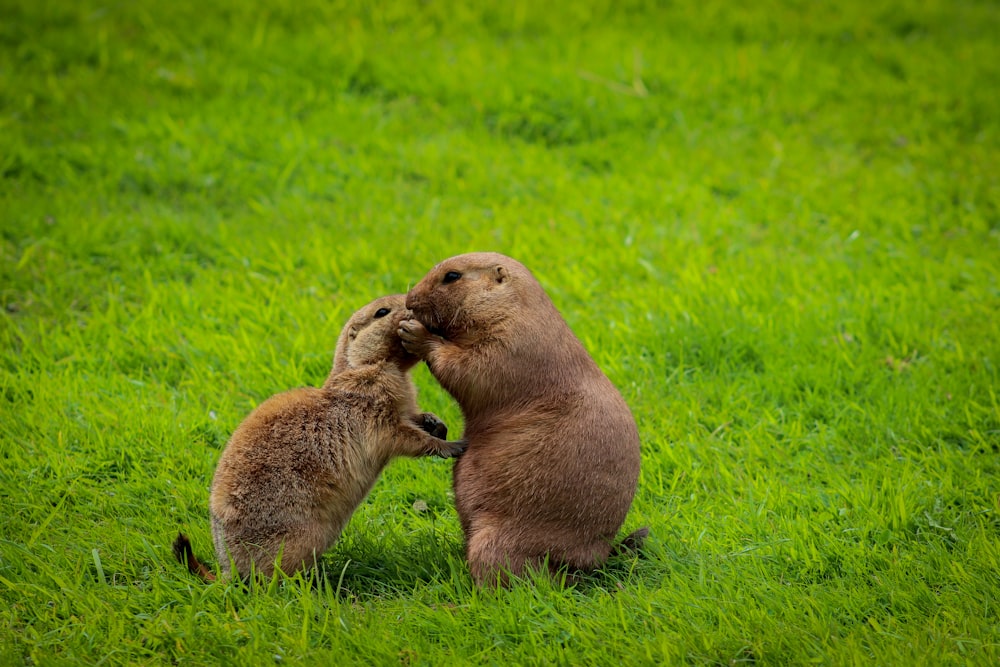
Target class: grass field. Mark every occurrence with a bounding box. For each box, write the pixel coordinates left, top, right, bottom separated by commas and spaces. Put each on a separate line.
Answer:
2, 0, 999, 664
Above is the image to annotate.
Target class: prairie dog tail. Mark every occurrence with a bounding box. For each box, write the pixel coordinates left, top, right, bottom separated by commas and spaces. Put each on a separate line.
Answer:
172, 533, 216, 582
613, 527, 650, 556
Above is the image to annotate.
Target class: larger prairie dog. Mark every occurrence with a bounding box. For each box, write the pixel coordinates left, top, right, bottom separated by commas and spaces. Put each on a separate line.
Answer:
399, 252, 643, 586
173, 295, 464, 581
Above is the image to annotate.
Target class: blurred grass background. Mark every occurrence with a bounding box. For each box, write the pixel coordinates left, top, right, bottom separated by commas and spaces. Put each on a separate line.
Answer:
1, 0, 999, 664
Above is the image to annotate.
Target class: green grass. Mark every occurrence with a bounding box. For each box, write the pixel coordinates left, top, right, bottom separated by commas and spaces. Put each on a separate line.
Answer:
2, 0, 999, 664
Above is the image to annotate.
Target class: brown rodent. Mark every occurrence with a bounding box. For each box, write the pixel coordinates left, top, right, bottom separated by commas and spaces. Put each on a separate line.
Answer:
399, 252, 644, 586
173, 294, 465, 581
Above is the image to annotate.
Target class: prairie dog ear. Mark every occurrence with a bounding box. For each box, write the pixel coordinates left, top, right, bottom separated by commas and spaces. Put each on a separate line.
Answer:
495, 265, 509, 284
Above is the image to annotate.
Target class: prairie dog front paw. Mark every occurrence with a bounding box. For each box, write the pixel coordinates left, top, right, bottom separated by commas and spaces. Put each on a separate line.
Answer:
435, 439, 468, 459
417, 412, 448, 440
398, 319, 441, 359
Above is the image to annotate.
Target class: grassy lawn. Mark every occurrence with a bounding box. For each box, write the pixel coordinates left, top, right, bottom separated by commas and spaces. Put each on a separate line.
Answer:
2, 0, 999, 664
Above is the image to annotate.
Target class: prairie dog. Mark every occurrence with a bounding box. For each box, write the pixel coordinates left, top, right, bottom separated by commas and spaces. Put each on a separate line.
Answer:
399, 252, 643, 586
173, 295, 464, 581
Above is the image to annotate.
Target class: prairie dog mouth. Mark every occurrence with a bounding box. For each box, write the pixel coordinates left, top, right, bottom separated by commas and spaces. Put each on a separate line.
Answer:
409, 310, 446, 338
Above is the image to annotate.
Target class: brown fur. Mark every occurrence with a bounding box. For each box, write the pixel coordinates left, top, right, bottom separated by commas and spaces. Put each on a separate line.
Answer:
400, 252, 643, 586
175, 295, 464, 581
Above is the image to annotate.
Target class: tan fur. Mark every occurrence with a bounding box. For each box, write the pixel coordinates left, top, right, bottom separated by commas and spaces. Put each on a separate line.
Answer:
176, 295, 464, 581
400, 252, 643, 586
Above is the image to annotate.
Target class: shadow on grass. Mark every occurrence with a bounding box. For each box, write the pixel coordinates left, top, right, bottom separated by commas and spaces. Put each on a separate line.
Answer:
174, 523, 657, 601
310, 527, 655, 599
317, 527, 468, 598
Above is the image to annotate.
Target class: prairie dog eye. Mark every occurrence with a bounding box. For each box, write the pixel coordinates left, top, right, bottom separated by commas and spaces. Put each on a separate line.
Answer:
443, 271, 462, 284
373, 307, 391, 319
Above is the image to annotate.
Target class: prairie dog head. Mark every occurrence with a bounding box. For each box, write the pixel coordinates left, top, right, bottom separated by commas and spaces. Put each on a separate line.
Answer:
405, 252, 544, 342
333, 294, 416, 373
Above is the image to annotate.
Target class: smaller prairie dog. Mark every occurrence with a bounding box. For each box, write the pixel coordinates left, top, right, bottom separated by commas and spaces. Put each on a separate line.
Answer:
173, 295, 465, 581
